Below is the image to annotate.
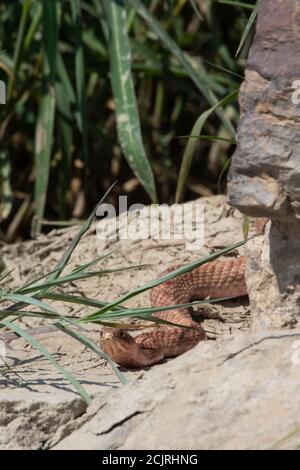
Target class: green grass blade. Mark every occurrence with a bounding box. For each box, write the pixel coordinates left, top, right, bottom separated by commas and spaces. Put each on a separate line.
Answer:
92, 0, 109, 42
5, 293, 64, 316
70, 251, 115, 274
212, 0, 255, 9
16, 265, 145, 295
0, 268, 15, 283
202, 59, 244, 80
0, 310, 63, 321
82, 29, 107, 58
1, 319, 92, 404
178, 134, 236, 144
175, 89, 238, 202
18, 250, 113, 292
70, 0, 89, 169
57, 52, 76, 104
235, 1, 258, 57
3, 293, 87, 333
34, 0, 58, 233
45, 183, 117, 285
15, 263, 74, 292
7, 0, 32, 101
2, 187, 117, 315
103, 0, 157, 202
43, 292, 125, 310
189, 0, 204, 20
24, 1, 42, 51
56, 80, 73, 219
56, 53, 77, 218
90, 295, 238, 321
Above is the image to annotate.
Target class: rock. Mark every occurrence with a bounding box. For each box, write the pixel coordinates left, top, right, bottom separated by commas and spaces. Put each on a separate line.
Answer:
228, 0, 300, 328
246, 220, 300, 330
0, 392, 87, 450
228, 0, 300, 220
53, 330, 300, 450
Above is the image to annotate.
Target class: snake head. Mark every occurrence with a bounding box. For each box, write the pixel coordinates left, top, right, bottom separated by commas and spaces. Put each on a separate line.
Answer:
100, 327, 136, 367
100, 327, 133, 344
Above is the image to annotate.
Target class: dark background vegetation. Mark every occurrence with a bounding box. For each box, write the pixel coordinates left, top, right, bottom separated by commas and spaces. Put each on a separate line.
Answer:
0, 0, 256, 242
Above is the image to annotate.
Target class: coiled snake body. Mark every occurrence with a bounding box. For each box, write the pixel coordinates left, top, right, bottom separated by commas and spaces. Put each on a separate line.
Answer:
100, 218, 268, 368
100, 256, 250, 368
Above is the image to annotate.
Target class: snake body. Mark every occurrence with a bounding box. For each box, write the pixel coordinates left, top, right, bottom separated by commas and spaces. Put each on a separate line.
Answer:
100, 257, 248, 368
100, 218, 269, 368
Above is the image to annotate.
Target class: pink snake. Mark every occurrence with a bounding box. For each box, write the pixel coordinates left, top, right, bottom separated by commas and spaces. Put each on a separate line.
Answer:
100, 218, 268, 368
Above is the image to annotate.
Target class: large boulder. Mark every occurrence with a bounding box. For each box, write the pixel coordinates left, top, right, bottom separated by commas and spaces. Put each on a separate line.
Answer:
228, 0, 300, 329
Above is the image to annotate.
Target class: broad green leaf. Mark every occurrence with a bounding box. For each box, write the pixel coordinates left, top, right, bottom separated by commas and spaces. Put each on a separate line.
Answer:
103, 0, 157, 202
70, 0, 89, 168
34, 0, 58, 233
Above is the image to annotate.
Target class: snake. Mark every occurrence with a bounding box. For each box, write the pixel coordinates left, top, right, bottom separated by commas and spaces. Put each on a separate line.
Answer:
100, 218, 268, 368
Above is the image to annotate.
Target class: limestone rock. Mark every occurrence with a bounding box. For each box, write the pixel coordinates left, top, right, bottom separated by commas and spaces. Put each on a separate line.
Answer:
246, 220, 300, 330
228, 0, 300, 328
228, 0, 300, 220
53, 331, 300, 450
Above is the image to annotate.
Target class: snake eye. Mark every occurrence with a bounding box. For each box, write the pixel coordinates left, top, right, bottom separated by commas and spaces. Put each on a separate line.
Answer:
119, 330, 126, 339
